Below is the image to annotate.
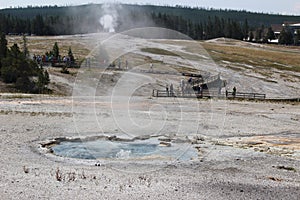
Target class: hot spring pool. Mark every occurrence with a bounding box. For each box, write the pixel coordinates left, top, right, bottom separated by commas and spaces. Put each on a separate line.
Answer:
50, 137, 198, 161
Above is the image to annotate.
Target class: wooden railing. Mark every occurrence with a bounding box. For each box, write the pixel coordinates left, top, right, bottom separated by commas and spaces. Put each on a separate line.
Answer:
226, 92, 266, 99
152, 89, 266, 100
152, 89, 223, 98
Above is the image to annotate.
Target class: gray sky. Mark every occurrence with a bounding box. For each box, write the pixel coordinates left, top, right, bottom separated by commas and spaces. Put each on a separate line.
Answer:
0, 0, 300, 15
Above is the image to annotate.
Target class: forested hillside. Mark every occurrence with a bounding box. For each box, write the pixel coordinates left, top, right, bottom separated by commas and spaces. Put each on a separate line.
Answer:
0, 4, 300, 43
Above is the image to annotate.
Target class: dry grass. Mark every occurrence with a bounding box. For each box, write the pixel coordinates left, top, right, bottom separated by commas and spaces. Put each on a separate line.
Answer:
7, 36, 91, 61
202, 42, 300, 72
8, 35, 299, 73
140, 48, 179, 56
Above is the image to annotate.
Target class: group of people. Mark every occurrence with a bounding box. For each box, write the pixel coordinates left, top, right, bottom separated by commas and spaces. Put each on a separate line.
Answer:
149, 63, 153, 72
165, 78, 237, 98
33, 54, 73, 66
117, 58, 129, 69
108, 58, 129, 70
165, 83, 175, 97
225, 86, 237, 97
165, 79, 197, 97
165, 78, 198, 97
180, 78, 198, 95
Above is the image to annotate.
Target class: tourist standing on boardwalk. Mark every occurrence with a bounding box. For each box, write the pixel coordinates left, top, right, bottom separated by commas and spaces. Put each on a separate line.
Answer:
166, 84, 169, 96
170, 84, 174, 97
180, 79, 185, 95
233, 87, 236, 97
150, 63, 153, 72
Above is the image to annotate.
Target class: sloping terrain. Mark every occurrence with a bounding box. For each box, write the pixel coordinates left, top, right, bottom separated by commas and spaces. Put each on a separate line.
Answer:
203, 38, 300, 98
4, 34, 299, 98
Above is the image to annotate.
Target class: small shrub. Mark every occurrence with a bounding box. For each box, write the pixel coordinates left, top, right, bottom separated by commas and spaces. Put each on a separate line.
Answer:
56, 168, 62, 181
23, 166, 29, 173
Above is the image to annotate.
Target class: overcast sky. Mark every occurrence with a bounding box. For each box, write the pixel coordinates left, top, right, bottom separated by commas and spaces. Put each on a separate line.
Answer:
0, 0, 300, 15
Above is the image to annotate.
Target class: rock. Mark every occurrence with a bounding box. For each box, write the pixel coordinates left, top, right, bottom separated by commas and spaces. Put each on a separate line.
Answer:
172, 138, 189, 143
23, 166, 29, 174
133, 135, 151, 140
158, 137, 172, 142
159, 141, 171, 147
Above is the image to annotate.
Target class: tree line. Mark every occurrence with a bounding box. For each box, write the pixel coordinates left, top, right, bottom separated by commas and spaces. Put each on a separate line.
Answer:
0, 4, 299, 45
2, 4, 299, 27
152, 13, 248, 40
0, 33, 50, 93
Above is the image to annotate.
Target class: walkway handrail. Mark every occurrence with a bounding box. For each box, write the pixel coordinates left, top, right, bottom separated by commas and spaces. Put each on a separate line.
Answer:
227, 92, 266, 99
153, 89, 266, 100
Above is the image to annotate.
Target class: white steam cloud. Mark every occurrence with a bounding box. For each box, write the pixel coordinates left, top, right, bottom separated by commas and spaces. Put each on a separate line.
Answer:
99, 3, 120, 33
100, 14, 115, 32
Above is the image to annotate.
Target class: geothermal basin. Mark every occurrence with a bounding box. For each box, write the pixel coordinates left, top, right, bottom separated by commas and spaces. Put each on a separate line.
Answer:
44, 136, 199, 162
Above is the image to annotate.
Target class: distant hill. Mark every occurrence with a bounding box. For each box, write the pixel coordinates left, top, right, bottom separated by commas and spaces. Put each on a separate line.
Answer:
1, 4, 300, 26
0, 4, 300, 41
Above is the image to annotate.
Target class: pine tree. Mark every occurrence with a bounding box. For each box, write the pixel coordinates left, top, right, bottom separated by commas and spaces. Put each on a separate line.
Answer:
224, 19, 233, 38
295, 30, 300, 45
52, 42, 59, 58
32, 15, 45, 35
44, 70, 50, 85
68, 47, 75, 63
249, 31, 254, 42
37, 69, 50, 93
1, 42, 50, 93
22, 34, 29, 58
0, 32, 8, 59
279, 27, 293, 45
205, 17, 213, 39
266, 27, 275, 42
243, 19, 249, 40
231, 21, 243, 40
1, 44, 22, 83
0, 32, 8, 74
255, 27, 263, 42
214, 16, 223, 38
9, 44, 22, 59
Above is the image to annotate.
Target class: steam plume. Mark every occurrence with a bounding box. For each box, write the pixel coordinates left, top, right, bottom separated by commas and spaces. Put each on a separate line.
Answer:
99, 3, 119, 33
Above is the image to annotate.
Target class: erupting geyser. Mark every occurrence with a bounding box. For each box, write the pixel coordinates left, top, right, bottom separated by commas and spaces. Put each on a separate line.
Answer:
100, 14, 115, 33
99, 3, 119, 33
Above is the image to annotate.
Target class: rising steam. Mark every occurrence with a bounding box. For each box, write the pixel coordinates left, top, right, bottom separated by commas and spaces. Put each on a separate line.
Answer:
99, 3, 119, 33
100, 14, 115, 32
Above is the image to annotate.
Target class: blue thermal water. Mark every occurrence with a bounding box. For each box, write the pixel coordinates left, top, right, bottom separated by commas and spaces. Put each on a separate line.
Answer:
51, 138, 197, 161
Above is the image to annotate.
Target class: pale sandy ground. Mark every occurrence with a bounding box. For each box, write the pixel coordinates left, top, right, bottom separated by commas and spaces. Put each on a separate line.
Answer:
1, 32, 300, 199
0, 94, 299, 200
